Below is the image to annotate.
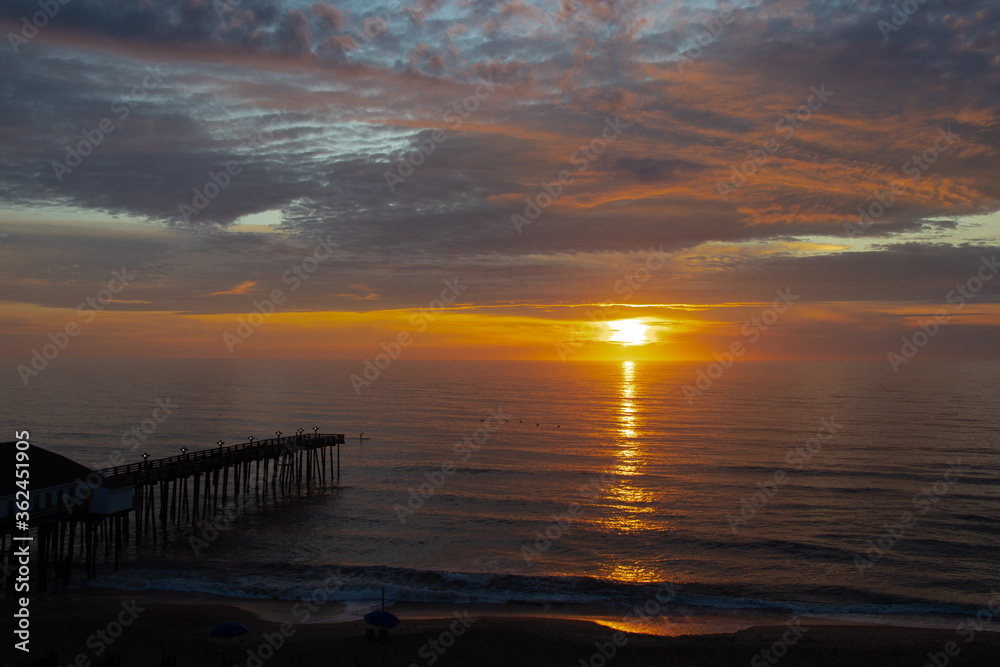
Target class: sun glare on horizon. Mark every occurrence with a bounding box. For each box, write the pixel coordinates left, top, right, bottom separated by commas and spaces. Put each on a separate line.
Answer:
608, 319, 650, 346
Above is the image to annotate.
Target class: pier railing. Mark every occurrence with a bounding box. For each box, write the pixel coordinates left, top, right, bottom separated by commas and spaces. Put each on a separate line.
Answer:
98, 433, 344, 484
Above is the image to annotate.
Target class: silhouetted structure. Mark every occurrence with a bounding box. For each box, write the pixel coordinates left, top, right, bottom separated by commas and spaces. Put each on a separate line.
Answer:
0, 433, 344, 592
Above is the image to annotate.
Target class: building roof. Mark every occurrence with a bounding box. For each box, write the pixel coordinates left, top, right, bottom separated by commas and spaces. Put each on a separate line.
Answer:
0, 441, 98, 497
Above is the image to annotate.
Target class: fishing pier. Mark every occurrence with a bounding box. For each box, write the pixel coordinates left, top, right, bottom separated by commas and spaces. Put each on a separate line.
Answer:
1, 432, 345, 591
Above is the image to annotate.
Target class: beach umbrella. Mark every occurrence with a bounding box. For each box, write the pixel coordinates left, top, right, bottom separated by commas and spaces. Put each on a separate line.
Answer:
211, 622, 248, 665
364, 587, 399, 629
211, 622, 249, 638
363, 589, 397, 667
363, 610, 400, 629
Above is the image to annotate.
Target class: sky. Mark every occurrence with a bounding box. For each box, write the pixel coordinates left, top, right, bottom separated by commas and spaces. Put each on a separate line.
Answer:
0, 0, 998, 362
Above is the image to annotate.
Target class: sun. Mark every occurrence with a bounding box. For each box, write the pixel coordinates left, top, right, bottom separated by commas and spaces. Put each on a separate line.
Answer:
608, 319, 650, 346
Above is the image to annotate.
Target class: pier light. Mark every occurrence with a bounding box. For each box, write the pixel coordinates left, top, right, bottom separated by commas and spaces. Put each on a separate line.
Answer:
142, 452, 148, 465
275, 431, 282, 440
313, 427, 319, 437
217, 440, 224, 452
180, 447, 188, 457
297, 428, 304, 437
248, 435, 254, 444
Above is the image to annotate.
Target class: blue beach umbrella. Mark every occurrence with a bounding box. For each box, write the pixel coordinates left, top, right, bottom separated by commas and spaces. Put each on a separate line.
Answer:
211, 622, 249, 637
364, 589, 398, 667
364, 587, 400, 629
363, 610, 400, 629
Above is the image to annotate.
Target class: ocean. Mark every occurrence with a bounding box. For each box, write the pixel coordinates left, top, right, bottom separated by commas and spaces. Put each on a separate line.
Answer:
3, 359, 999, 635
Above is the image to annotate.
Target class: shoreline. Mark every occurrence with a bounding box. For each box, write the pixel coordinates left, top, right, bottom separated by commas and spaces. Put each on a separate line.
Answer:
6, 589, 999, 667
26, 585, 990, 635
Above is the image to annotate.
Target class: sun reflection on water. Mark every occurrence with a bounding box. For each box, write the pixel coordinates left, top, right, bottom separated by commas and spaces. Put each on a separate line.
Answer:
617, 360, 639, 460
598, 361, 658, 548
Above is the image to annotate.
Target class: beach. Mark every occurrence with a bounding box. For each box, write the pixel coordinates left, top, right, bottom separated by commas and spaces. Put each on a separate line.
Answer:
8, 591, 1000, 667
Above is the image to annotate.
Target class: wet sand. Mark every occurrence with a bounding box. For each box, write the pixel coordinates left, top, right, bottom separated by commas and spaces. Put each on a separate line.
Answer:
6, 591, 999, 667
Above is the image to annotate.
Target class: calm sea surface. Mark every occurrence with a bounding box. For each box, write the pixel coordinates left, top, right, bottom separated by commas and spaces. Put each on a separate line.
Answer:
3, 360, 998, 633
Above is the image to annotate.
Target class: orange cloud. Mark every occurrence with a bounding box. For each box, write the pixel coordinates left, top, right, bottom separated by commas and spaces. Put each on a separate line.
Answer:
208, 281, 257, 296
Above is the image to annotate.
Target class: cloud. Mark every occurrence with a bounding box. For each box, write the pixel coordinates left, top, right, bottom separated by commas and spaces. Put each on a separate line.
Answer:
1, 0, 999, 359
312, 3, 345, 30
208, 281, 257, 296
